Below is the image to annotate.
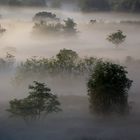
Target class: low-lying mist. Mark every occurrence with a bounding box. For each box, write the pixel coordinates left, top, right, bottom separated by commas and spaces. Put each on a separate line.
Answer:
0, 6, 140, 140
0, 7, 140, 60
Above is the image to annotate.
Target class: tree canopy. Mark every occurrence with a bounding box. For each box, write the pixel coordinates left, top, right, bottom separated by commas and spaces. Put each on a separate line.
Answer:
33, 11, 59, 23
32, 14, 78, 36
7, 81, 61, 121
87, 61, 133, 115
14, 49, 99, 83
107, 30, 126, 47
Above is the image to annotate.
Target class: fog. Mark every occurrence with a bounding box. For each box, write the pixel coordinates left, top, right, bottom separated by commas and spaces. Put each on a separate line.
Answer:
0, 6, 140, 140
1, 7, 140, 60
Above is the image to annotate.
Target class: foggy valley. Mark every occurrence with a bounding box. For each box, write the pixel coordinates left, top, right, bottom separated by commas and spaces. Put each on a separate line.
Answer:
0, 2, 140, 140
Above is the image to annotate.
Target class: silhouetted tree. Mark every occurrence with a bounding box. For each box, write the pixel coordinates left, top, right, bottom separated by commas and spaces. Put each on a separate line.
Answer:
33, 11, 59, 23
57, 49, 78, 64
63, 18, 77, 34
7, 81, 61, 121
87, 61, 132, 115
107, 30, 126, 47
56, 48, 79, 72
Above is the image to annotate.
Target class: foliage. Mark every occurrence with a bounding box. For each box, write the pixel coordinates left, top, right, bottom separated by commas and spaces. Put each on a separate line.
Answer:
87, 61, 133, 115
107, 30, 126, 47
32, 16, 78, 36
33, 21, 63, 35
63, 18, 77, 34
7, 81, 61, 121
14, 49, 98, 82
56, 49, 78, 66
33, 11, 59, 23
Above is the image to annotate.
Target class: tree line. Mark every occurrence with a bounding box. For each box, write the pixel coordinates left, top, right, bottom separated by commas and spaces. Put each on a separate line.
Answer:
79, 0, 140, 12
7, 60, 133, 121
0, 49, 133, 120
0, 0, 140, 12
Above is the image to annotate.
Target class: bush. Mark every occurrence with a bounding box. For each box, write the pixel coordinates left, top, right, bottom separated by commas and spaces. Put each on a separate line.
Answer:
87, 61, 133, 115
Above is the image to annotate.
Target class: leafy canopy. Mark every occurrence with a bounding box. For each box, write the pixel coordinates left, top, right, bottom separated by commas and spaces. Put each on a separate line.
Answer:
63, 18, 77, 33
33, 11, 59, 22
14, 49, 99, 84
107, 30, 126, 47
32, 13, 77, 36
7, 81, 61, 121
87, 61, 132, 115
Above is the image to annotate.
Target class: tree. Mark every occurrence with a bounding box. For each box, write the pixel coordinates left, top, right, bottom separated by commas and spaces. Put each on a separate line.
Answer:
57, 49, 78, 64
7, 81, 61, 121
107, 30, 126, 47
63, 18, 77, 34
33, 21, 63, 35
56, 49, 79, 72
87, 61, 133, 115
32, 12, 78, 36
33, 11, 59, 23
